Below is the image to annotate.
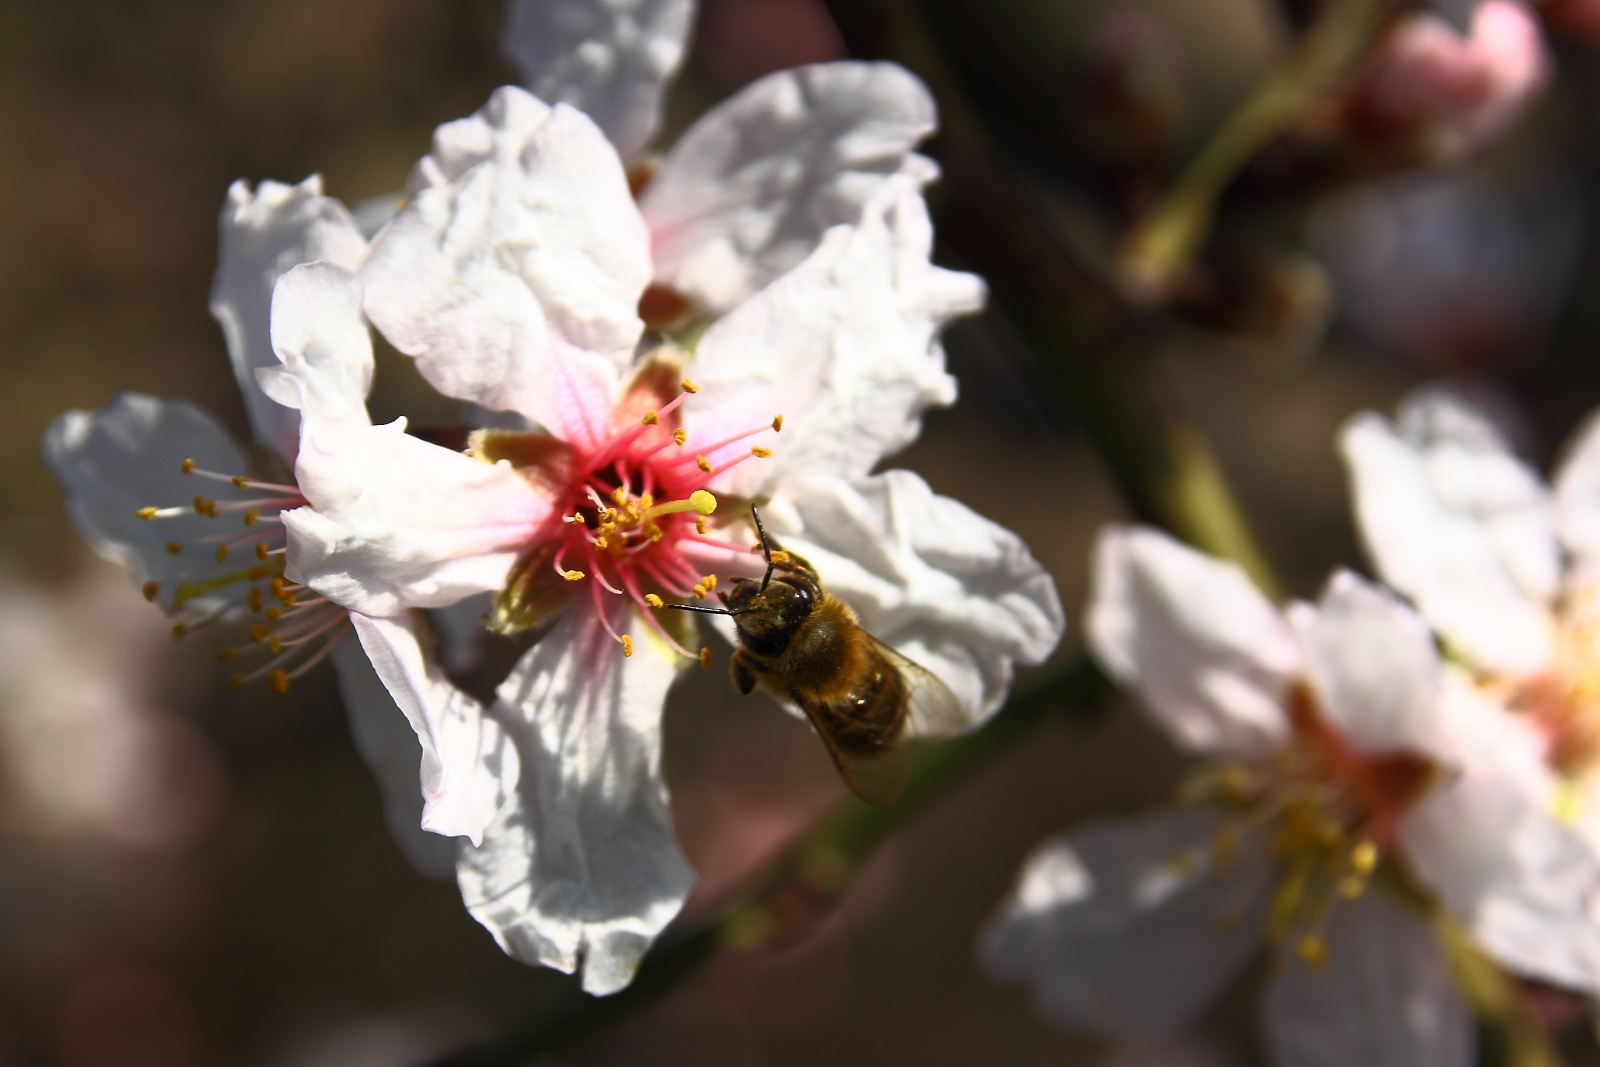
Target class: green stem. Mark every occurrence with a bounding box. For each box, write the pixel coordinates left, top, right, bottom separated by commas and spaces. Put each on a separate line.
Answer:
423, 655, 1110, 1067
1117, 0, 1390, 302
822, 0, 1280, 595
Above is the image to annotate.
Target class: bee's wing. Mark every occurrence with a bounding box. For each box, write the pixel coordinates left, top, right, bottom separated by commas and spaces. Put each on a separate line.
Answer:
796, 699, 912, 806
868, 635, 967, 743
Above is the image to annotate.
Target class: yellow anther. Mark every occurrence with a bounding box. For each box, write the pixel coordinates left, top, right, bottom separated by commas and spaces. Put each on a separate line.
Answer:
1337, 876, 1366, 900
594, 535, 611, 550
645, 594, 664, 608
772, 414, 783, 432
696, 456, 712, 473
612, 486, 629, 505
1166, 853, 1196, 878
248, 588, 263, 613
215, 544, 229, 563
696, 516, 708, 534
564, 513, 583, 524
193, 495, 212, 516
639, 492, 654, 510
681, 377, 699, 393
1349, 840, 1378, 876
142, 581, 160, 602
1296, 934, 1329, 969
648, 526, 664, 542
137, 506, 159, 520
562, 570, 586, 581
264, 607, 283, 622
699, 647, 712, 670
166, 541, 182, 555
269, 670, 290, 694
692, 584, 707, 599
232, 475, 250, 488
249, 625, 271, 643
255, 542, 269, 562
182, 458, 196, 474
751, 446, 772, 458
641, 410, 659, 425
769, 550, 790, 564
267, 636, 282, 655
248, 566, 270, 581
244, 509, 260, 527
270, 578, 287, 597
217, 647, 235, 663
701, 574, 717, 592
621, 635, 634, 657
227, 674, 245, 690
170, 622, 186, 640
673, 428, 687, 445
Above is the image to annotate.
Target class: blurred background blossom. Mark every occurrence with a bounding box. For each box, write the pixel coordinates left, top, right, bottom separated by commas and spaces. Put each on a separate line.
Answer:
8, 0, 1600, 1063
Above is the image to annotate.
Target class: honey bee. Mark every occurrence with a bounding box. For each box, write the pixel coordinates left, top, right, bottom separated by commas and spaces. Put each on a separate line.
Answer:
670, 506, 963, 804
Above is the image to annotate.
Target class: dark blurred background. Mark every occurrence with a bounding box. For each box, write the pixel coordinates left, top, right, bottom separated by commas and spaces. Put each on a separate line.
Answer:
3, 0, 1600, 1064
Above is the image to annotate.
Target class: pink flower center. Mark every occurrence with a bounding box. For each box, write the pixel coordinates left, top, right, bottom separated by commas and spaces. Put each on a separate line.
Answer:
488, 372, 782, 661
1178, 683, 1436, 969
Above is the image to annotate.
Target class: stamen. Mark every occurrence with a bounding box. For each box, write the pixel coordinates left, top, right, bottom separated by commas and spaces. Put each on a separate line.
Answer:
640, 490, 717, 522
142, 581, 159, 602
269, 669, 290, 694
255, 543, 269, 562
215, 545, 228, 563
644, 593, 664, 608
166, 542, 182, 555
621, 635, 633, 657
673, 428, 687, 446
218, 647, 235, 662
696, 456, 712, 473
699, 647, 712, 669
244, 509, 260, 526
681, 378, 699, 393
772, 415, 783, 432
562, 570, 586, 581
751, 446, 772, 458
642, 410, 658, 425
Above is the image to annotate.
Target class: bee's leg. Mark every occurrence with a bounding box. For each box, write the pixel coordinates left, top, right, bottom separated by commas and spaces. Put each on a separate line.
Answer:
729, 650, 759, 696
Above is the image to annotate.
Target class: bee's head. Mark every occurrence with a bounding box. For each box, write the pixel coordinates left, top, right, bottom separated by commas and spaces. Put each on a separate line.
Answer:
723, 574, 814, 656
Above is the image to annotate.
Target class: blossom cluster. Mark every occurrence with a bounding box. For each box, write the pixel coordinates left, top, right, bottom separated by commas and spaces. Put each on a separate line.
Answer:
35, 0, 1600, 1061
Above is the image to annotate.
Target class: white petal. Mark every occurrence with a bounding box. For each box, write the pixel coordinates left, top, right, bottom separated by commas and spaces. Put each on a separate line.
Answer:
501, 0, 695, 162
349, 613, 518, 847
40, 393, 261, 618
282, 426, 551, 616
1339, 394, 1557, 674
330, 636, 458, 877
261, 262, 373, 434
360, 88, 648, 426
1289, 571, 1444, 757
1400, 680, 1600, 993
760, 470, 1063, 729
683, 181, 984, 497
1086, 526, 1297, 759
210, 176, 368, 462
1262, 892, 1474, 1067
272, 265, 554, 616
1554, 407, 1600, 578
457, 606, 693, 996
643, 61, 939, 314
979, 807, 1272, 1042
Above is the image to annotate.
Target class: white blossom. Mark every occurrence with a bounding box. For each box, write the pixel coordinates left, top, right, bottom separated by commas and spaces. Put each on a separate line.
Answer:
282, 77, 1062, 994
982, 526, 1600, 1064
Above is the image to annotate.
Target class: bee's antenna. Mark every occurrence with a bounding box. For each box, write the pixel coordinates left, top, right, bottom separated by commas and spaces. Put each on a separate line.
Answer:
666, 603, 744, 617
751, 504, 775, 591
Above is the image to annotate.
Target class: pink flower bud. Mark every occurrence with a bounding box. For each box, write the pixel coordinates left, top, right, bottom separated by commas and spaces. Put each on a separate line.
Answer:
1357, 0, 1549, 156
